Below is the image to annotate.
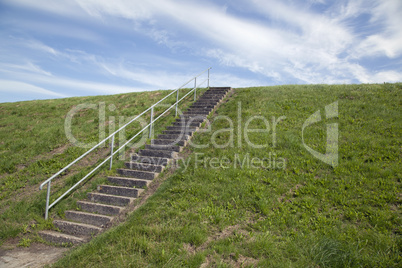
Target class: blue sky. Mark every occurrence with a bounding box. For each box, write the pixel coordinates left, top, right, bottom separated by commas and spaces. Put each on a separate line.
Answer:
1, 0, 401, 103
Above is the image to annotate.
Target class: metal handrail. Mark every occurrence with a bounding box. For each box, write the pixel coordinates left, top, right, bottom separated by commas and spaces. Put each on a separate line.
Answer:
39, 67, 211, 219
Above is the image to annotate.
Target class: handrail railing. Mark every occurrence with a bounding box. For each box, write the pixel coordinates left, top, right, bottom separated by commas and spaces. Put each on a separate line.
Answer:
39, 67, 211, 219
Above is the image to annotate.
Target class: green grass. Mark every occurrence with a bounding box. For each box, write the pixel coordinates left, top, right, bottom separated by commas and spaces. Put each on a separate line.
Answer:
51, 84, 401, 267
0, 88, 202, 245
1, 84, 400, 267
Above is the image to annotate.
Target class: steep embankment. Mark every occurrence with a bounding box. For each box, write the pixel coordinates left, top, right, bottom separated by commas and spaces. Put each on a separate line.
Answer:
0, 88, 198, 246
52, 84, 401, 267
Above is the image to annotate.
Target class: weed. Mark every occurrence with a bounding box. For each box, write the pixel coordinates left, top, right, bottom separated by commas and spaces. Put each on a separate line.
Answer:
17, 237, 32, 247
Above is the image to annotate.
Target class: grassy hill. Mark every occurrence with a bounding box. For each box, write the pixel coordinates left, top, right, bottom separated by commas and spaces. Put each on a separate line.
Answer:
0, 88, 198, 246
1, 84, 401, 267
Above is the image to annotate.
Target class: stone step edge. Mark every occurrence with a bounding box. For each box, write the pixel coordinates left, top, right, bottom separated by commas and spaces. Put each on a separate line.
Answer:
124, 161, 165, 173
76, 200, 123, 216
117, 168, 158, 180
107, 176, 152, 188
98, 184, 144, 198
65, 210, 113, 228
39, 230, 86, 245
53, 220, 102, 236
87, 192, 135, 206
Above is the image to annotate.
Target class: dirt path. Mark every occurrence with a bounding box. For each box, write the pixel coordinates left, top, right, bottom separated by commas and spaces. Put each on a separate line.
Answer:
0, 241, 67, 268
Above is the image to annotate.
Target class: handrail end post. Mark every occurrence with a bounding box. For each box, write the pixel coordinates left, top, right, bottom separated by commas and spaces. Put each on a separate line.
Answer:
208, 68, 211, 88
109, 134, 115, 170
175, 89, 179, 117
45, 182, 51, 220
149, 107, 154, 139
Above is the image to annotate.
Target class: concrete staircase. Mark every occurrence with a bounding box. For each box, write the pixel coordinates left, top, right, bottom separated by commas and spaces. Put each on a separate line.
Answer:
39, 87, 232, 245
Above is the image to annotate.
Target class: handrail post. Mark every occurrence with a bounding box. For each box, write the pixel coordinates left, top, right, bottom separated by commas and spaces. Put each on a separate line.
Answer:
175, 89, 179, 117
45, 182, 51, 220
149, 107, 154, 138
109, 134, 115, 170
208, 68, 210, 88
194, 78, 197, 101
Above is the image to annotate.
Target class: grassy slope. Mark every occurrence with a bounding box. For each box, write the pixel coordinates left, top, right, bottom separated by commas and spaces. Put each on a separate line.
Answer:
0, 88, 198, 245
52, 84, 401, 267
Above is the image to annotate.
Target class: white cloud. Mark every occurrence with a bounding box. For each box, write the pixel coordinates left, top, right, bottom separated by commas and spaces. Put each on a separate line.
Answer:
75, 0, 154, 20
25, 40, 59, 56
1, 0, 401, 96
2, 0, 86, 19
211, 72, 266, 88
0, 79, 68, 102
355, 0, 402, 59
0, 62, 52, 76
100, 65, 191, 89
18, 20, 102, 42
371, 70, 402, 83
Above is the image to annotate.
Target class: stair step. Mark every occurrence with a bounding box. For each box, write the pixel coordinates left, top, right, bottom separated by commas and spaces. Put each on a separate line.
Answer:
179, 114, 207, 119
53, 220, 102, 236
204, 88, 227, 92
193, 102, 219, 106
131, 155, 171, 166
199, 96, 223, 100
166, 126, 198, 131
184, 111, 210, 115
124, 161, 165, 173
65, 210, 113, 228
182, 111, 210, 115
172, 121, 201, 128
145, 144, 182, 152
117, 168, 157, 180
195, 99, 219, 102
175, 118, 205, 124
157, 134, 190, 141
151, 139, 187, 147
108, 176, 151, 188
163, 129, 195, 135
189, 108, 214, 112
209, 87, 231, 91
87, 192, 134, 206
190, 105, 216, 109
203, 91, 227, 95
39, 230, 86, 245
139, 149, 178, 159
77, 200, 122, 216
187, 107, 213, 112
200, 91, 224, 95
182, 113, 209, 117
98, 185, 144, 198
207, 87, 230, 90
197, 97, 222, 101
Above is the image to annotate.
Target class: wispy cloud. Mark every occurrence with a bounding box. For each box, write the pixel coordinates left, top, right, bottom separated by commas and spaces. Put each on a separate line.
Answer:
0, 62, 52, 76
351, 0, 402, 59
0, 0, 401, 102
0, 79, 68, 102
2, 0, 87, 19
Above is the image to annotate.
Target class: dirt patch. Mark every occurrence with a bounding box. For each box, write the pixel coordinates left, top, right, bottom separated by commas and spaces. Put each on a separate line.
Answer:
183, 223, 250, 256
49, 144, 69, 156
198, 224, 243, 251
150, 92, 162, 98
0, 242, 68, 268
200, 253, 258, 268
16, 164, 27, 171
339, 95, 356, 100
278, 183, 304, 203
